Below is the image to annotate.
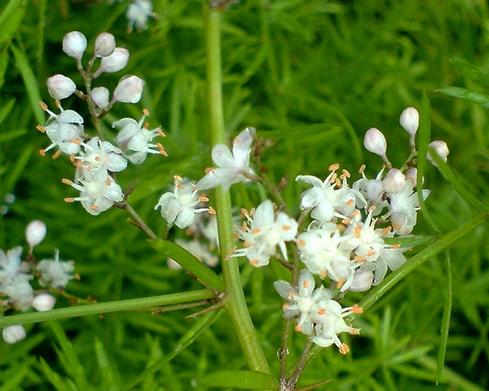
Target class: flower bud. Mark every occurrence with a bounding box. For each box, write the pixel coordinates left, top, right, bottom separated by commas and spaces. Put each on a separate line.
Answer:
364, 128, 387, 156
382, 168, 406, 194
32, 293, 56, 312
400, 107, 419, 136
391, 212, 413, 235
91, 87, 110, 109
113, 75, 144, 103
46, 74, 76, 100
26, 220, 47, 248
95, 32, 116, 57
349, 270, 374, 292
427, 140, 449, 167
99, 48, 129, 74
2, 325, 26, 344
62, 31, 87, 60
405, 167, 418, 186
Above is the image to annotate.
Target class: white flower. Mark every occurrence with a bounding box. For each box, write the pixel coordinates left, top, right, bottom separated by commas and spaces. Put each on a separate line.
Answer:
75, 137, 127, 177
63, 172, 124, 216
0, 247, 28, 283
113, 75, 144, 103
26, 220, 47, 249
37, 250, 75, 289
348, 269, 374, 292
155, 177, 210, 229
32, 293, 56, 312
62, 31, 87, 60
46, 74, 77, 100
400, 107, 419, 136
197, 127, 255, 191
91, 87, 110, 109
39, 105, 85, 156
94, 32, 116, 57
234, 200, 298, 267
113, 111, 166, 164
2, 325, 26, 344
370, 247, 407, 285
352, 168, 387, 215
2, 277, 34, 311
127, 0, 154, 31
382, 169, 406, 194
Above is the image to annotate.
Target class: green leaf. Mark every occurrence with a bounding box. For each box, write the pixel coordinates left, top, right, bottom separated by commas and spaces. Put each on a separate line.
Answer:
201, 370, 279, 389
436, 252, 452, 383
4, 144, 32, 194
437, 87, 489, 109
150, 239, 225, 291
0, 0, 26, 45
38, 358, 74, 391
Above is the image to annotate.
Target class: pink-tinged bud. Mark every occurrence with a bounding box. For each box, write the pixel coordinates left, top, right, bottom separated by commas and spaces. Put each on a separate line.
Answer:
427, 140, 449, 167
2, 325, 26, 344
95, 32, 116, 57
113, 75, 144, 103
46, 74, 76, 100
99, 48, 129, 74
405, 167, 418, 186
91, 87, 110, 109
382, 168, 406, 193
349, 270, 374, 292
32, 293, 56, 312
364, 128, 387, 156
26, 220, 47, 248
400, 107, 419, 136
62, 31, 87, 60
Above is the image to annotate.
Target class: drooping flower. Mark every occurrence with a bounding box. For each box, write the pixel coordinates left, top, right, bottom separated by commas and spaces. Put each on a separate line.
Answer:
197, 127, 256, 191
37, 250, 75, 289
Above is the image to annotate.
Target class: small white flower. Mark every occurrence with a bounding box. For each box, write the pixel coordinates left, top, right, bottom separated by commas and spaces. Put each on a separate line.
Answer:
26, 220, 47, 249
127, 0, 154, 32
94, 32, 116, 57
0, 247, 30, 284
155, 177, 210, 229
400, 107, 419, 136
62, 31, 87, 60
427, 140, 449, 167
348, 269, 374, 292
75, 137, 127, 177
197, 127, 255, 191
364, 128, 387, 157
2, 277, 34, 311
37, 250, 75, 289
113, 111, 166, 164
46, 74, 77, 100
97, 47, 130, 76
91, 87, 110, 109
352, 168, 387, 215
32, 293, 56, 312
113, 75, 144, 103
2, 325, 26, 344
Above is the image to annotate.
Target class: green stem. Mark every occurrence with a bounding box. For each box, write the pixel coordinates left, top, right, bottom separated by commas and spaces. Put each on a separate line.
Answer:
205, 5, 271, 374
0, 289, 214, 328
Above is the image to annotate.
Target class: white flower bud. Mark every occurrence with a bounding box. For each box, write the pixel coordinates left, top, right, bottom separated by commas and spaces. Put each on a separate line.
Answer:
349, 270, 374, 292
391, 212, 413, 235
382, 168, 406, 194
400, 107, 419, 136
113, 75, 144, 103
99, 48, 129, 74
26, 220, 47, 248
47, 74, 76, 100
32, 293, 56, 312
405, 167, 418, 186
62, 31, 87, 60
2, 325, 26, 344
91, 87, 110, 109
95, 32, 116, 57
364, 128, 387, 156
427, 140, 449, 167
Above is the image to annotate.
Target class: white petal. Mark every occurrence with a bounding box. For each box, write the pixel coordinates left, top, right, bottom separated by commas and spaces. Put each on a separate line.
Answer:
212, 144, 235, 168
253, 200, 274, 227
296, 175, 324, 187
232, 127, 255, 167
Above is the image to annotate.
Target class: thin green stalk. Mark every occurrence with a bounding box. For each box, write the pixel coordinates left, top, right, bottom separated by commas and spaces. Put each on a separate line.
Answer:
205, 5, 271, 374
0, 289, 215, 328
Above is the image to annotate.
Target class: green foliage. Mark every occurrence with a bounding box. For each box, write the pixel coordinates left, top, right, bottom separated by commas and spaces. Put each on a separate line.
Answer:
0, 0, 488, 390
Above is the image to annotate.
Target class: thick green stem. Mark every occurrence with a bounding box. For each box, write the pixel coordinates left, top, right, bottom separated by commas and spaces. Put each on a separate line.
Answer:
0, 289, 214, 327
205, 6, 271, 374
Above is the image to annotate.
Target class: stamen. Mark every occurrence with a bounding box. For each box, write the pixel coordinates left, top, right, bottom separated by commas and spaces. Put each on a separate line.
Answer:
199, 195, 209, 203
339, 343, 350, 355
39, 149, 46, 156
143, 108, 150, 116
208, 206, 216, 215
351, 304, 363, 314
336, 278, 346, 289
39, 101, 48, 111
36, 125, 46, 133
64, 197, 76, 203
61, 178, 73, 185
328, 163, 340, 172
205, 167, 214, 174
317, 308, 326, 315
52, 150, 62, 160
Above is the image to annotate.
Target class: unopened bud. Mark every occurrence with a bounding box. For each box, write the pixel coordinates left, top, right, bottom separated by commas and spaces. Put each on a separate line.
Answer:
113, 75, 144, 103
400, 107, 419, 136
32, 293, 56, 312
427, 140, 449, 167
405, 167, 418, 186
2, 325, 26, 344
349, 270, 373, 292
26, 220, 47, 248
364, 128, 387, 156
47, 74, 76, 100
91, 87, 110, 109
62, 31, 87, 60
391, 212, 414, 235
95, 32, 116, 57
99, 48, 129, 74
382, 168, 406, 193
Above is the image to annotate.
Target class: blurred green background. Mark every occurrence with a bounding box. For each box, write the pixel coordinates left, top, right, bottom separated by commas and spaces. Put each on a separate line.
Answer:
0, 0, 488, 389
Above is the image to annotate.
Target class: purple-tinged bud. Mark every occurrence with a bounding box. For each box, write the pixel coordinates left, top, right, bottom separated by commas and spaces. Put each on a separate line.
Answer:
99, 48, 129, 74
2, 325, 26, 344
349, 270, 374, 292
427, 140, 449, 167
47, 74, 76, 100
400, 107, 419, 136
113, 75, 144, 103
32, 293, 56, 312
364, 128, 387, 157
382, 168, 406, 194
62, 31, 87, 60
95, 32, 116, 57
91, 87, 110, 109
26, 220, 47, 248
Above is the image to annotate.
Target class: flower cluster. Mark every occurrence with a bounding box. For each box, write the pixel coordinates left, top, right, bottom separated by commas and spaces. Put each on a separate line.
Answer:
1, 221, 75, 344
38, 31, 166, 216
